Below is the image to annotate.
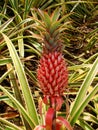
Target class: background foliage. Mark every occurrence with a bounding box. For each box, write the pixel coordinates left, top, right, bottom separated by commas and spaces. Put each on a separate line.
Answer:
0, 0, 98, 130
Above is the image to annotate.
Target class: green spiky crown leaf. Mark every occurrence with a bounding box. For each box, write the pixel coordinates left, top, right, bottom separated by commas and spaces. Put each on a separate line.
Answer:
31, 8, 71, 53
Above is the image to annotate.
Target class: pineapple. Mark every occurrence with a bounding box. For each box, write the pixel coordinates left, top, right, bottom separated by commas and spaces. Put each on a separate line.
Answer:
32, 9, 68, 110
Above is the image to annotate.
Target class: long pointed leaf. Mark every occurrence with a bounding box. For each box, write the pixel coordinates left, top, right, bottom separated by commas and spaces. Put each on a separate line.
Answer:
0, 58, 12, 66
0, 17, 14, 32
51, 7, 60, 22
70, 83, 98, 125
0, 117, 22, 130
0, 85, 36, 128
69, 56, 98, 125
2, 33, 39, 126
77, 119, 94, 130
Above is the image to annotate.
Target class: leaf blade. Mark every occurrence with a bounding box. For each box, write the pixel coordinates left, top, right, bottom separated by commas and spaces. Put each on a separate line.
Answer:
2, 33, 39, 126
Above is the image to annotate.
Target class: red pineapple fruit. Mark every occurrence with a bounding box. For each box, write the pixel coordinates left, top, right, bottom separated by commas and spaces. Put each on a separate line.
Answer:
33, 9, 68, 110
37, 52, 68, 96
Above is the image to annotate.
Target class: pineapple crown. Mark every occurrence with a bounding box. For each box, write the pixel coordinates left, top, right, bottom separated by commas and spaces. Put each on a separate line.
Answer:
31, 8, 70, 54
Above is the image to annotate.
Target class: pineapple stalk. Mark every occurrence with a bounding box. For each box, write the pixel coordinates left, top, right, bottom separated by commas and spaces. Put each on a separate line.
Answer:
32, 9, 73, 130
31, 8, 69, 110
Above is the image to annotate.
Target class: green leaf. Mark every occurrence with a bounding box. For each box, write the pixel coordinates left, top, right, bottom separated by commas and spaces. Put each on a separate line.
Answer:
0, 17, 14, 32
69, 56, 98, 125
23, 0, 33, 19
0, 85, 36, 129
38, 9, 51, 28
2, 33, 39, 126
25, 67, 37, 85
77, 119, 94, 130
44, 13, 51, 28
0, 58, 12, 66
0, 95, 9, 101
0, 115, 22, 130
59, 12, 72, 23
18, 33, 24, 57
9, 0, 19, 11
71, 83, 98, 125
0, 67, 13, 83
50, 21, 60, 34
40, 0, 53, 10
81, 112, 98, 124
51, 7, 60, 22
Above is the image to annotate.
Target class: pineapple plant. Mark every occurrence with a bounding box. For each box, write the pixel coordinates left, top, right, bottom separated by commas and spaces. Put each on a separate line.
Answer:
32, 9, 69, 110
